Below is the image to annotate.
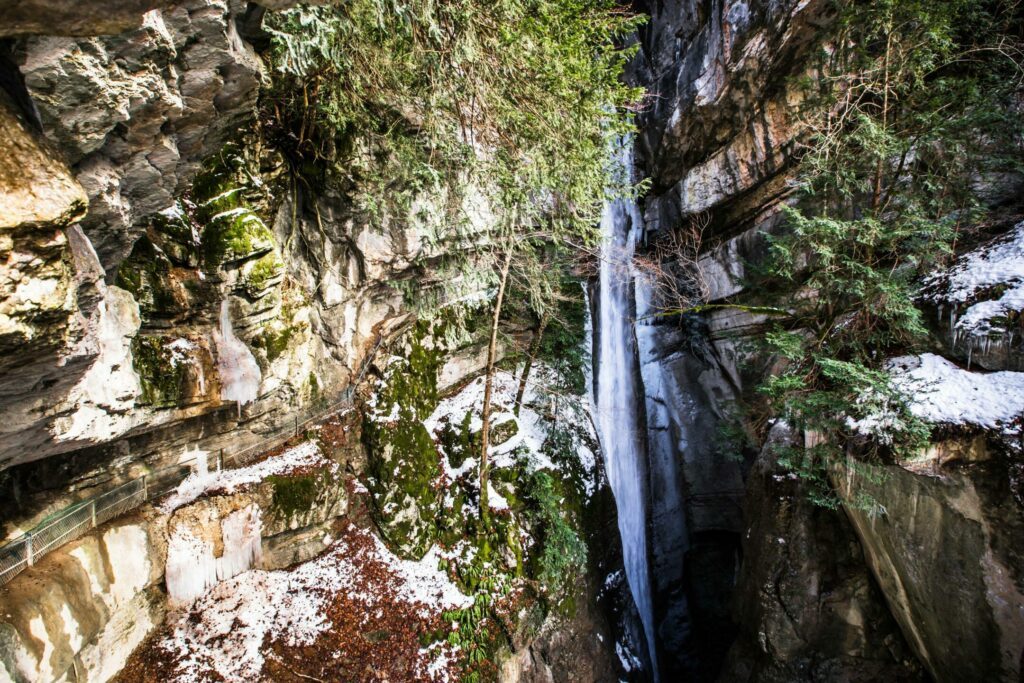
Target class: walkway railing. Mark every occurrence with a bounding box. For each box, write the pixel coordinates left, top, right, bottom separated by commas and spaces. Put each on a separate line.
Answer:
0, 330, 390, 588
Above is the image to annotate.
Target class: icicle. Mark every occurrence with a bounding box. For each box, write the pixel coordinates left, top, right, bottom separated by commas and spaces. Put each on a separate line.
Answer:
165, 529, 218, 605
194, 445, 209, 478
165, 505, 263, 605
217, 506, 263, 580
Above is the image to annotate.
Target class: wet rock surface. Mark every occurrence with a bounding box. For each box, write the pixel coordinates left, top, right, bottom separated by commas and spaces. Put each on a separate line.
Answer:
835, 451, 1024, 683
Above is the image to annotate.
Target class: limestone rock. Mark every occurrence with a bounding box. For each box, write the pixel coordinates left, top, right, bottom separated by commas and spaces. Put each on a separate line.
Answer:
835, 453, 1024, 683
18, 0, 264, 270
0, 510, 168, 683
720, 424, 924, 682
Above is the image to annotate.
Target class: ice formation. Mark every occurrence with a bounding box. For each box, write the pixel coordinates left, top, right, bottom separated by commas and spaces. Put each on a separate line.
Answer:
215, 299, 262, 412
165, 504, 263, 605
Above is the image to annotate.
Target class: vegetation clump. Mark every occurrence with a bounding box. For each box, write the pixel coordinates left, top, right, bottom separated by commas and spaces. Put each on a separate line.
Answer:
264, 0, 642, 232
750, 0, 1023, 508
267, 471, 331, 518
115, 237, 179, 320
362, 320, 446, 557
191, 148, 277, 269
525, 470, 587, 603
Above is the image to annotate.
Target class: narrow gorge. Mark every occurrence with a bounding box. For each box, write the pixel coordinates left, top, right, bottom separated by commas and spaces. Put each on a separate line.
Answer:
1, 1, 1023, 682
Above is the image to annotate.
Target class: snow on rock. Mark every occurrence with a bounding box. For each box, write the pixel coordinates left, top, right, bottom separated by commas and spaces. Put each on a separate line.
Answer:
423, 363, 601, 498
889, 353, 1024, 430
927, 221, 1024, 343
161, 440, 336, 512
153, 523, 471, 683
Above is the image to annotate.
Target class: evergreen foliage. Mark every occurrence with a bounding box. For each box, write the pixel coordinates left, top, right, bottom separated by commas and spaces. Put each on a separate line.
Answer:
263, 0, 642, 246
756, 0, 1023, 507
526, 470, 587, 600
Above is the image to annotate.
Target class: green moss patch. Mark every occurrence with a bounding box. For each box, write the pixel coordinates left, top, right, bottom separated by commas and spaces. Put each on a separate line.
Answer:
363, 320, 448, 558
132, 336, 190, 407
241, 252, 285, 298
191, 148, 277, 268
268, 473, 320, 517
115, 237, 180, 321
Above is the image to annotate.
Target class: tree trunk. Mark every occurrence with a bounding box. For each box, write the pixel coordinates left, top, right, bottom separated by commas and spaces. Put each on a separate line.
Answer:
872, 26, 893, 214
514, 310, 549, 416
479, 248, 514, 530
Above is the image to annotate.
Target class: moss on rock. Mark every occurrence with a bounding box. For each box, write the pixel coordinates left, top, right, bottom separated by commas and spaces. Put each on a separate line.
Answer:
241, 251, 284, 298
268, 473, 319, 518
363, 320, 447, 559
115, 236, 179, 321
149, 201, 202, 267
132, 335, 189, 407
191, 147, 276, 268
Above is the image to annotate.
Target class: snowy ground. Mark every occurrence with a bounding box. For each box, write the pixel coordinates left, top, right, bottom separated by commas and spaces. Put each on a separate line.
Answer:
121, 522, 471, 683
122, 359, 602, 682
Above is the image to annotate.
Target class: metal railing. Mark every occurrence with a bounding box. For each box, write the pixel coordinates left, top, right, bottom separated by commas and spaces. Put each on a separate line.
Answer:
0, 330, 390, 587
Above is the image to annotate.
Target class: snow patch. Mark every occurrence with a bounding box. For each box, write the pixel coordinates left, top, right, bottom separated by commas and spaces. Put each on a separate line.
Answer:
928, 221, 1024, 346
159, 523, 470, 682
161, 440, 335, 512
423, 364, 601, 498
889, 353, 1024, 430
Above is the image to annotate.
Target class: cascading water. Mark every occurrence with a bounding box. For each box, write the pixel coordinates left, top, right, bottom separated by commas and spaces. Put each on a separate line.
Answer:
596, 145, 660, 681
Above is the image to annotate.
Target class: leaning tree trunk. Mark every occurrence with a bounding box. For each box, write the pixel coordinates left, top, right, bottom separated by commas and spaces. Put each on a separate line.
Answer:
514, 310, 549, 416
479, 248, 514, 531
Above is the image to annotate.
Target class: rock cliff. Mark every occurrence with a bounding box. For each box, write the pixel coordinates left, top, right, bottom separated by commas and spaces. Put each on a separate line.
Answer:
0, 0, 482, 542
2, 0, 1023, 681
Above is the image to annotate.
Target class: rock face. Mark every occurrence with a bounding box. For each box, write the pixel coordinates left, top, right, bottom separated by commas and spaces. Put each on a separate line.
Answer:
497, 578, 619, 683
623, 1, 837, 678
720, 424, 924, 682
0, 444, 348, 682
0, 510, 168, 683
835, 445, 1024, 683
0, 1, 175, 38
632, 0, 830, 225
17, 0, 263, 270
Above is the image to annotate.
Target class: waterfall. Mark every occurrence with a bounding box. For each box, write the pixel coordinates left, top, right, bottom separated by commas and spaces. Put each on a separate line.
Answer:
216, 299, 262, 412
596, 145, 659, 681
